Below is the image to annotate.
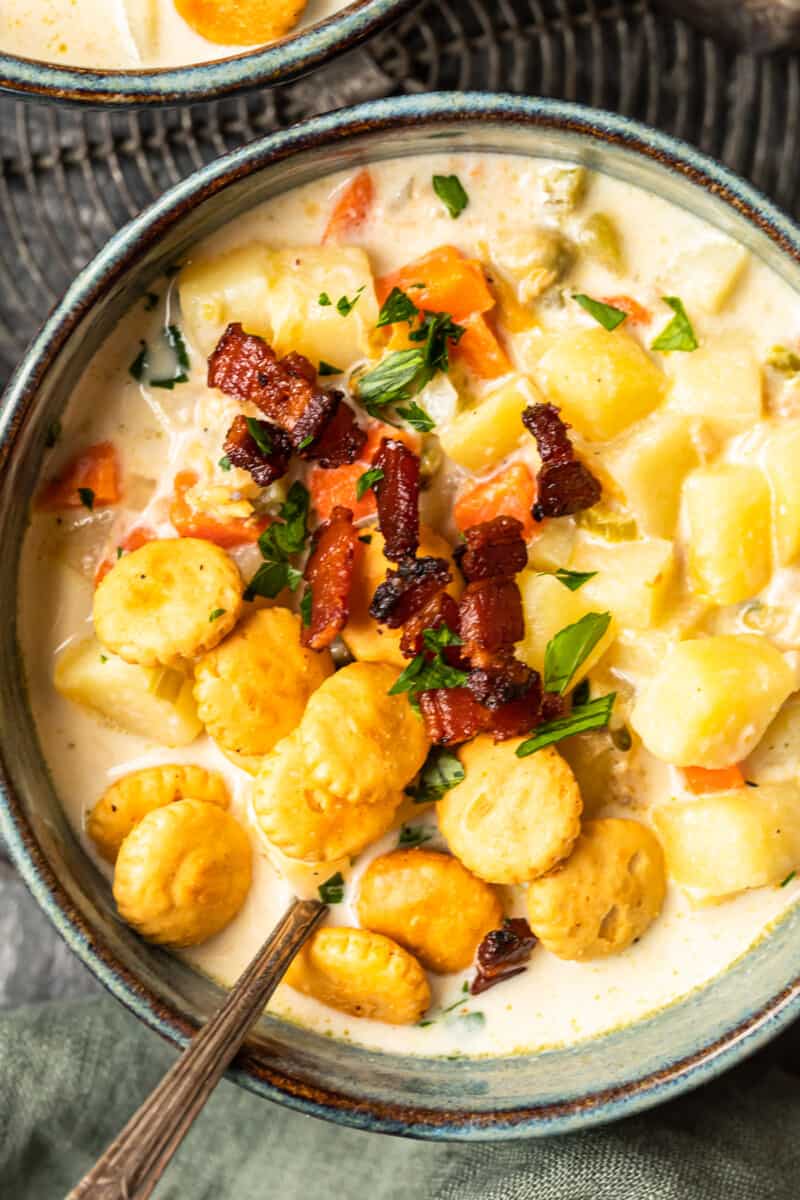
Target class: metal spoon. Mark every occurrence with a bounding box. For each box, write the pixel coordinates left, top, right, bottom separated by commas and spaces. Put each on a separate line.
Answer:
66, 897, 327, 1200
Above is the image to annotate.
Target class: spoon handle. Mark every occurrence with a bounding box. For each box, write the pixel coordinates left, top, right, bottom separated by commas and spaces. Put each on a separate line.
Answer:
67, 897, 326, 1200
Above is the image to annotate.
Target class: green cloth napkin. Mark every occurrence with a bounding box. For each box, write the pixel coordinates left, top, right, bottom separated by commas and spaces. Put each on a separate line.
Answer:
2, 997, 800, 1200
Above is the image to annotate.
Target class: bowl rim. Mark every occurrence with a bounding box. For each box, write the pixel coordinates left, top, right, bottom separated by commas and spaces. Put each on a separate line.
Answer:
0, 0, 416, 105
3, 91, 800, 1140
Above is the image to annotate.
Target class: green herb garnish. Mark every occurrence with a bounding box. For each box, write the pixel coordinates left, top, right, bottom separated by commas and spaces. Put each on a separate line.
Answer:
318, 872, 345, 904
544, 612, 611, 695
245, 417, 273, 457
318, 293, 332, 307
77, 487, 95, 512
299, 589, 312, 628
541, 567, 598, 592
218, 455, 232, 472
573, 293, 627, 331
209, 608, 226, 623
651, 297, 698, 352
358, 533, 373, 544
398, 825, 434, 849
358, 309, 464, 417
389, 625, 468, 701
356, 467, 385, 501
432, 174, 469, 219
377, 287, 419, 328
571, 678, 591, 707
396, 400, 436, 433
405, 747, 465, 804
297, 434, 315, 451
129, 342, 149, 382
336, 287, 365, 317
516, 693, 617, 757
244, 481, 310, 601
781, 870, 797, 888
319, 361, 343, 376
44, 419, 61, 449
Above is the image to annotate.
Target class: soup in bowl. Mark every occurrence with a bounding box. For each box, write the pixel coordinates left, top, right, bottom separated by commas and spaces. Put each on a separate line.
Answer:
4, 95, 800, 1137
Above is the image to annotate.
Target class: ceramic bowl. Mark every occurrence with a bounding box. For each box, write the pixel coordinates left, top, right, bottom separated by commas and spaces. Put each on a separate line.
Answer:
0, 0, 415, 105
2, 93, 800, 1140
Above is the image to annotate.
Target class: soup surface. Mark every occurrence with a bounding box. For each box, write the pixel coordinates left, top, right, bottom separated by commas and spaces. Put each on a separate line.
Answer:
1, 0, 348, 69
20, 152, 800, 1058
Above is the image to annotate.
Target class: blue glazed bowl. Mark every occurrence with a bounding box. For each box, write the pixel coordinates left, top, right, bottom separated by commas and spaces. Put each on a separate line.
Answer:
0, 0, 415, 105
2, 93, 800, 1139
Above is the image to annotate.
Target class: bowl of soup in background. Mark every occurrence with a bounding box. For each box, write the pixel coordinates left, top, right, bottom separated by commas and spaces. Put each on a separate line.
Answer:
3, 92, 800, 1139
0, 0, 417, 105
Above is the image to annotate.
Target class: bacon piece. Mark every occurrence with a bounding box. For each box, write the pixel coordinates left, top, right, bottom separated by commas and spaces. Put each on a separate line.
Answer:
223, 414, 291, 487
487, 689, 543, 741
522, 402, 602, 520
207, 323, 273, 403
541, 692, 568, 722
418, 687, 488, 747
369, 556, 452, 628
466, 658, 539, 710
458, 577, 525, 666
298, 395, 366, 468
453, 516, 528, 582
471, 918, 537, 995
301, 506, 358, 651
399, 592, 461, 660
372, 438, 421, 563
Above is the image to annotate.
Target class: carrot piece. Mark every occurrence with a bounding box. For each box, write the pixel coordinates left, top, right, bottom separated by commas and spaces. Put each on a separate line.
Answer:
94, 526, 156, 587
172, 0, 306, 46
376, 246, 495, 323
308, 423, 419, 522
169, 470, 268, 548
37, 441, 120, 511
453, 313, 512, 380
323, 169, 375, 243
683, 764, 746, 794
602, 295, 651, 325
454, 463, 538, 538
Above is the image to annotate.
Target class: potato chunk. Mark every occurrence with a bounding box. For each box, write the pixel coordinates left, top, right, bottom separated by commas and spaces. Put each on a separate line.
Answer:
298, 662, 429, 806
663, 241, 749, 315
744, 697, 800, 785
668, 334, 762, 438
517, 570, 616, 683
602, 411, 699, 538
631, 635, 794, 768
535, 327, 666, 441
179, 244, 275, 356
356, 849, 502, 973
759, 420, 800, 565
113, 799, 251, 947
438, 737, 582, 884
569, 535, 676, 630
342, 526, 460, 668
285, 927, 430, 1025
193, 607, 333, 757
526, 818, 666, 959
654, 785, 800, 900
438, 375, 541, 473
682, 463, 772, 605
88, 764, 229, 863
94, 538, 242, 668
54, 637, 202, 747
253, 732, 400, 862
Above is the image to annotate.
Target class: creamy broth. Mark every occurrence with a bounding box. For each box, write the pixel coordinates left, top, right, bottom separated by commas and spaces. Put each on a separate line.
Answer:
1, 0, 348, 69
20, 153, 800, 1058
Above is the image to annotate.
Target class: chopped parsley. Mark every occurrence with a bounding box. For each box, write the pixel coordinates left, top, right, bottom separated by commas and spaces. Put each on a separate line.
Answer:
130, 324, 190, 389
318, 361, 343, 376
356, 466, 385, 501
516, 693, 617, 757
129, 342, 149, 382
218, 455, 232, 471
398, 825, 434, 849
77, 487, 95, 512
571, 678, 591, 707
543, 612, 611, 695
299, 589, 312, 628
377, 287, 419, 328
405, 747, 465, 803
245, 417, 273, 456
651, 297, 698, 352
389, 625, 468, 702
432, 174, 470, 219
542, 567, 598, 592
358, 301, 464, 418
44, 419, 61, 449
208, 608, 226, 622
336, 287, 365, 317
318, 871, 345, 904
318, 293, 332, 307
573, 293, 627, 331
781, 870, 796, 888
297, 434, 315, 451
358, 533, 373, 544
244, 481, 310, 601
396, 400, 436, 433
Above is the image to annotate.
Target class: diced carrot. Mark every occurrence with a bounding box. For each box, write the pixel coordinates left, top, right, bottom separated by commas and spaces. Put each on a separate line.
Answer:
323, 169, 375, 243
453, 313, 512, 380
94, 526, 156, 587
37, 441, 120, 511
602, 295, 651, 325
170, 470, 268, 548
454, 463, 538, 538
683, 764, 746, 794
173, 0, 303, 46
376, 246, 495, 323
309, 423, 419, 522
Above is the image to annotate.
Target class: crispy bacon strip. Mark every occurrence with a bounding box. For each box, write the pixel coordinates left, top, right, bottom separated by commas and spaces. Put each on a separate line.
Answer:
223, 414, 291, 487
485, 688, 544, 741
471, 918, 537, 995
208, 324, 364, 466
418, 680, 542, 746
522, 402, 602, 520
466, 658, 539, 710
399, 592, 461, 660
458, 577, 525, 666
301, 506, 358, 651
372, 438, 421, 563
369, 556, 452, 628
453, 515, 528, 582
